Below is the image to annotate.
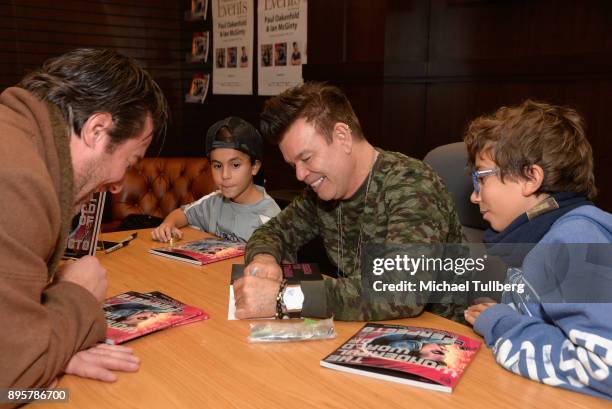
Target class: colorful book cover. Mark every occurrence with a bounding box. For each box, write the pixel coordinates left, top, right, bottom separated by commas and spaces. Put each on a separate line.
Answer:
320, 323, 481, 393
191, 31, 209, 62
190, 0, 207, 18
64, 191, 106, 258
186, 73, 210, 103
144, 291, 209, 326
149, 237, 245, 265
104, 291, 208, 345
228, 263, 322, 320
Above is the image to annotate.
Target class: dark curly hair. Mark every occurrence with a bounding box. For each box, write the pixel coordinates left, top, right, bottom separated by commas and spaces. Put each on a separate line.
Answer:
19, 48, 169, 151
260, 81, 364, 145
464, 99, 596, 200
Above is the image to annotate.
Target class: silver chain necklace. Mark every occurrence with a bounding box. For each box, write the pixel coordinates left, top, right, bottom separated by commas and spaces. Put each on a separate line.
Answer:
337, 151, 379, 276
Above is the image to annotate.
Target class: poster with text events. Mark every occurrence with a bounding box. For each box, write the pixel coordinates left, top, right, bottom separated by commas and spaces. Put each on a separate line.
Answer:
258, 0, 307, 95
213, 0, 254, 95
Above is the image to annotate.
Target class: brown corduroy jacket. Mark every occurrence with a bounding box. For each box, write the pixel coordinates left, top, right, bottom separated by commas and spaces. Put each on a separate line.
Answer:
0, 87, 106, 393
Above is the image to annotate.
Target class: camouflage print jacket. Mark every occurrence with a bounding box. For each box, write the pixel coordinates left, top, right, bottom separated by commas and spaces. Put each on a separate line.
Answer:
246, 149, 464, 321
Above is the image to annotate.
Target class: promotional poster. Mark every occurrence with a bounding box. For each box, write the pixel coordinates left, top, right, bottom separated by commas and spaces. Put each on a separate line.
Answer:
212, 0, 254, 94
257, 0, 307, 95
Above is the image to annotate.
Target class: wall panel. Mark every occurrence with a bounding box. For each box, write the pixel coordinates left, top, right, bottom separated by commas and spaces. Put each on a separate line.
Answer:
0, 0, 182, 153
1, 0, 611, 209
305, 0, 612, 210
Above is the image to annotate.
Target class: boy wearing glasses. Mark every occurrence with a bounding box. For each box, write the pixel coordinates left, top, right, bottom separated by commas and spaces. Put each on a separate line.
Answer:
463, 100, 612, 399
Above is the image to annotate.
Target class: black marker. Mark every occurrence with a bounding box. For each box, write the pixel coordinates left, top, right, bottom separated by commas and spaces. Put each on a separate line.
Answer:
104, 232, 138, 254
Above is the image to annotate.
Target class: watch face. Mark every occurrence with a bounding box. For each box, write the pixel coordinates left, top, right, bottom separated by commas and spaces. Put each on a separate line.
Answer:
283, 285, 304, 311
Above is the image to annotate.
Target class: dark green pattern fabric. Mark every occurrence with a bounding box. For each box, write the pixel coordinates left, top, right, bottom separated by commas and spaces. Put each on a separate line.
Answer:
246, 150, 465, 321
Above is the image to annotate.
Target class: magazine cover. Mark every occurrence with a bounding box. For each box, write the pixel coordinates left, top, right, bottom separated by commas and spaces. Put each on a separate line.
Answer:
228, 263, 322, 320
144, 291, 209, 326
104, 291, 208, 345
149, 237, 245, 265
186, 73, 210, 103
190, 31, 209, 62
320, 323, 481, 393
64, 191, 106, 258
190, 0, 208, 19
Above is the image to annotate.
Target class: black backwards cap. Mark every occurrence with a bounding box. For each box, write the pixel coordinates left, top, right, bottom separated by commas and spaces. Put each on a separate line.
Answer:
205, 117, 263, 161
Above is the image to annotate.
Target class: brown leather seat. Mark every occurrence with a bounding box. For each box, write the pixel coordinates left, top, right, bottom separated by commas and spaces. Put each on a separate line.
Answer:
103, 157, 216, 232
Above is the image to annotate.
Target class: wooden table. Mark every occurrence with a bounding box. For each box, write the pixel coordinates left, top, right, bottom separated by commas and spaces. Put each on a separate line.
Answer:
34, 228, 609, 408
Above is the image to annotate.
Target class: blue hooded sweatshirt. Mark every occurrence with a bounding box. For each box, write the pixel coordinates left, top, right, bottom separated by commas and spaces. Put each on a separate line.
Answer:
474, 205, 612, 400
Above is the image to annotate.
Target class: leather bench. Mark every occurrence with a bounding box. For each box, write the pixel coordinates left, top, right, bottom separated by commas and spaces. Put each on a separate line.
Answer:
103, 157, 216, 232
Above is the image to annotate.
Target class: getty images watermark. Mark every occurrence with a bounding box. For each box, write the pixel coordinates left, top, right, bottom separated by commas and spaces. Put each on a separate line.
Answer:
370, 253, 524, 294
359, 243, 612, 304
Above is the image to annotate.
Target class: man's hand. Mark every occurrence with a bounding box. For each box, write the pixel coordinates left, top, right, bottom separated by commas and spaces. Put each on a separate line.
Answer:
244, 253, 282, 281
56, 256, 107, 302
464, 302, 497, 326
151, 222, 183, 242
64, 344, 140, 382
233, 276, 281, 319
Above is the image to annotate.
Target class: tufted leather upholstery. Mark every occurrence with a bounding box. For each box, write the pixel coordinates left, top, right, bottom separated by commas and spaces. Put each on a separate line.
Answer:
103, 157, 216, 232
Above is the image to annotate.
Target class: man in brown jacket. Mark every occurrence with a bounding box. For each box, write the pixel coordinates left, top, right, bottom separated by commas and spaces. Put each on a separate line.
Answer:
0, 49, 168, 394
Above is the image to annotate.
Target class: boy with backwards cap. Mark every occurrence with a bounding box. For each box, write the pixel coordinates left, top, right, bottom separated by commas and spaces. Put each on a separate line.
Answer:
151, 117, 280, 243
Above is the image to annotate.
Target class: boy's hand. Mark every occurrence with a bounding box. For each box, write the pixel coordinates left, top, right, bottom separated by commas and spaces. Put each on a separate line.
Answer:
244, 253, 282, 281
233, 276, 280, 319
151, 222, 183, 242
464, 302, 497, 326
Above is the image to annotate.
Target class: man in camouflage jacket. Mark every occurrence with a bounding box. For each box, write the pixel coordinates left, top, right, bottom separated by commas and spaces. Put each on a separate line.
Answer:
233, 82, 463, 321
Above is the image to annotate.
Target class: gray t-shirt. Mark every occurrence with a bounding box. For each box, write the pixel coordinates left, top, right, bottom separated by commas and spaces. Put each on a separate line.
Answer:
182, 185, 281, 243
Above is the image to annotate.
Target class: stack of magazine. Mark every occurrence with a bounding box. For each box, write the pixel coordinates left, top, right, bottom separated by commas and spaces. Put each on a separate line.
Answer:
320, 323, 481, 393
149, 237, 245, 265
103, 291, 208, 345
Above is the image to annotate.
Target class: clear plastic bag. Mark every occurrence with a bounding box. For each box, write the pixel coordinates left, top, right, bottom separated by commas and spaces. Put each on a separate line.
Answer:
248, 318, 336, 343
